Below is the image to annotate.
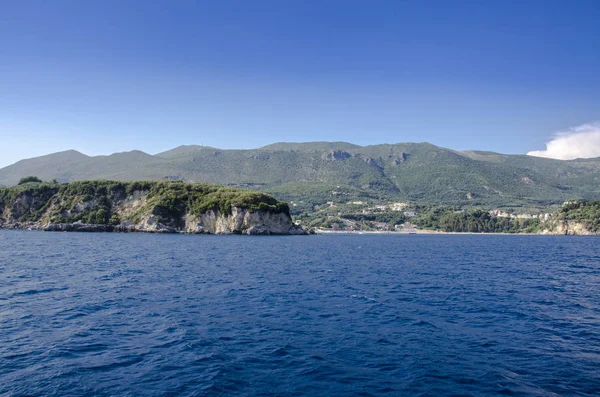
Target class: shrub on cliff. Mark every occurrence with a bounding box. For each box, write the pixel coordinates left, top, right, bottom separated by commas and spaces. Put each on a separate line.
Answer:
557, 201, 600, 232
18, 176, 43, 185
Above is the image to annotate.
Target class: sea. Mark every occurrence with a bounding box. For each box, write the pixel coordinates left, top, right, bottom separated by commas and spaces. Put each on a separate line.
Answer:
1, 230, 599, 396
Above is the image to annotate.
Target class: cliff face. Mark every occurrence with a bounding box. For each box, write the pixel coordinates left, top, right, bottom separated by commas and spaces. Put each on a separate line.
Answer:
537, 201, 600, 236
540, 221, 598, 236
0, 181, 306, 235
183, 208, 304, 234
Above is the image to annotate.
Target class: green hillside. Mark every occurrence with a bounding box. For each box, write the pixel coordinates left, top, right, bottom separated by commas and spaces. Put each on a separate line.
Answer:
1, 142, 600, 213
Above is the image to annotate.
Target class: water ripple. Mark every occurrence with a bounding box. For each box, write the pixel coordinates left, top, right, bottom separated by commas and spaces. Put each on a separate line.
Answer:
1, 232, 599, 396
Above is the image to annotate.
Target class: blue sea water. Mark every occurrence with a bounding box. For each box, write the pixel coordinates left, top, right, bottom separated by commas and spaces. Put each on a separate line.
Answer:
1, 231, 599, 396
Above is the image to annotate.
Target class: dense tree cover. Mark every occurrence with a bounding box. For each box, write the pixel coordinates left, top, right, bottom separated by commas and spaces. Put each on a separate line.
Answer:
437, 210, 540, 233
343, 211, 406, 226
411, 205, 457, 229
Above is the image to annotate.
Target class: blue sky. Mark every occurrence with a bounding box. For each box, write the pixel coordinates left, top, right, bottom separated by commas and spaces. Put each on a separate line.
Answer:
1, 0, 599, 166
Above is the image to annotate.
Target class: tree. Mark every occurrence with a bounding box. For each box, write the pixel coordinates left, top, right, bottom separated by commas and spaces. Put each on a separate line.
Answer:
18, 176, 43, 185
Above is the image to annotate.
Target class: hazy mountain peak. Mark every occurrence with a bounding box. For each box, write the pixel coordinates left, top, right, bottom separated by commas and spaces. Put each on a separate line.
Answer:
156, 145, 217, 158
259, 141, 362, 152
7, 149, 89, 168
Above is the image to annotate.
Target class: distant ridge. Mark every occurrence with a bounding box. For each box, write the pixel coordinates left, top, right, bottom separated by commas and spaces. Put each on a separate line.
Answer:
156, 145, 218, 159
2, 141, 600, 209
16, 149, 90, 163
259, 141, 362, 152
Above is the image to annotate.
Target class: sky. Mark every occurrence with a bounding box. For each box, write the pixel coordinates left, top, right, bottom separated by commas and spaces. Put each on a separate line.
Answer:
1, 0, 599, 167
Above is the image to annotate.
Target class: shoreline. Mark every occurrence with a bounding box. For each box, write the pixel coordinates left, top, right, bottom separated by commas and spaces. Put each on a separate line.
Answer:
0, 222, 309, 236
0, 225, 595, 237
312, 229, 592, 236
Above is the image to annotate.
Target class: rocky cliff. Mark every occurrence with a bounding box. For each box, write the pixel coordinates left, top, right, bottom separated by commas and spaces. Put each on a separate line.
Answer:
0, 180, 306, 235
539, 221, 598, 236
537, 201, 600, 236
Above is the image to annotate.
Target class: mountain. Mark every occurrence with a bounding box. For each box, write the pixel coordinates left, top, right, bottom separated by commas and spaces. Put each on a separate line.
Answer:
2, 150, 91, 183
2, 142, 600, 212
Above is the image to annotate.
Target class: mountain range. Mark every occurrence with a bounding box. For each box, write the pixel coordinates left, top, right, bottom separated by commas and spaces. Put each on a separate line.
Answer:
2, 142, 600, 212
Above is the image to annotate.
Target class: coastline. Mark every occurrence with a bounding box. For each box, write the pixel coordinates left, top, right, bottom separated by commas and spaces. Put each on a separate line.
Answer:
312, 228, 589, 236
0, 222, 308, 235
0, 224, 595, 237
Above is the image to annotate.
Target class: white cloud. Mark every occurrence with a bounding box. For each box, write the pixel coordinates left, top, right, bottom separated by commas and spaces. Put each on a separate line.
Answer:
527, 123, 600, 160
